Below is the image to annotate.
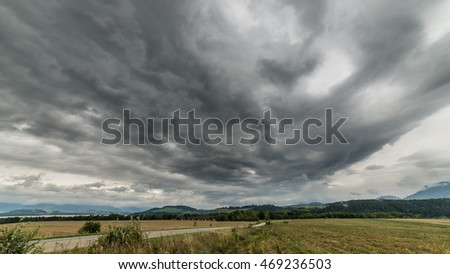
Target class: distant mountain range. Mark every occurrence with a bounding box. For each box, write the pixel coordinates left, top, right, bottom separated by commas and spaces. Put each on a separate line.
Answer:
4, 209, 49, 216
0, 204, 288, 217
1, 181, 450, 216
0, 202, 147, 216
405, 181, 450, 200
136, 205, 198, 215
134, 204, 287, 215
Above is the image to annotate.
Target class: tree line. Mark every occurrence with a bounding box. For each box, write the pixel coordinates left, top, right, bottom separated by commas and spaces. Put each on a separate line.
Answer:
1, 199, 449, 224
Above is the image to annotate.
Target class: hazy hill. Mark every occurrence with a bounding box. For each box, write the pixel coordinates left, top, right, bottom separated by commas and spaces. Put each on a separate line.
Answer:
0, 203, 147, 215
405, 181, 450, 200
376, 195, 401, 200
134, 204, 288, 216
136, 205, 198, 215
0, 202, 23, 213
291, 202, 326, 207
0, 209, 48, 216
4, 180, 450, 217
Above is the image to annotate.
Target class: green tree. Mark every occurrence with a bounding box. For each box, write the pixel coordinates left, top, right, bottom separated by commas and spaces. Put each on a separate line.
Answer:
257, 210, 269, 221
78, 221, 101, 234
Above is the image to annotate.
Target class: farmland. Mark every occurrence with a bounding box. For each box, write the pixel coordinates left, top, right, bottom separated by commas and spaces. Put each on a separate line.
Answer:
3, 220, 251, 239
61, 219, 450, 254
3, 218, 450, 253
261, 219, 450, 253
139, 219, 450, 254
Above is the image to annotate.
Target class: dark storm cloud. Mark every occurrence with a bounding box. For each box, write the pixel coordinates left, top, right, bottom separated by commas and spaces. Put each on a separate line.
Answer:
257, 55, 319, 88
264, 1, 450, 184
256, 0, 326, 89
0, 0, 449, 206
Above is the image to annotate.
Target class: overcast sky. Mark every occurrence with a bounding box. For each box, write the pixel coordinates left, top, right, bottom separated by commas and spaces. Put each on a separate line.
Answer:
1, 0, 450, 208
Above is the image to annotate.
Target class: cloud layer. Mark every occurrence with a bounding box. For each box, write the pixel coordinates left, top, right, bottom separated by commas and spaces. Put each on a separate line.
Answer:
1, 0, 449, 207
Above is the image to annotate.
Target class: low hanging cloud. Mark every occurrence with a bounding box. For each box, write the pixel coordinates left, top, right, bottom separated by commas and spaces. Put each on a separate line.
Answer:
0, 0, 449, 207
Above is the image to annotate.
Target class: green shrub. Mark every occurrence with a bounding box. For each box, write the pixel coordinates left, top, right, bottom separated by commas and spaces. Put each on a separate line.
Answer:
95, 221, 146, 253
78, 221, 101, 234
149, 226, 278, 254
0, 224, 42, 254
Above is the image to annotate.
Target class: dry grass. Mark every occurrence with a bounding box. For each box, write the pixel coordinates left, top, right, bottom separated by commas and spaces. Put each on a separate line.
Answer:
68, 219, 450, 254
389, 218, 450, 226
9, 218, 450, 253
3, 220, 251, 239
147, 219, 450, 254
257, 219, 450, 254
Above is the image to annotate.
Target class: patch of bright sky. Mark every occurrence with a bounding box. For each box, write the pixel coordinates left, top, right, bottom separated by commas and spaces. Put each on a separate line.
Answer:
315, 105, 450, 201
422, 0, 450, 46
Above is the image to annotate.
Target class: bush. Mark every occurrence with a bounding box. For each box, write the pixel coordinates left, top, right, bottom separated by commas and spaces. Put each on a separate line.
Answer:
149, 226, 280, 254
95, 221, 146, 253
0, 224, 42, 254
78, 221, 101, 234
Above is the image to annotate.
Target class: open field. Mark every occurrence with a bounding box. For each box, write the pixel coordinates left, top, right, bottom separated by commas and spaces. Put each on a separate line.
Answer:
55, 218, 450, 254
266, 219, 450, 253
3, 220, 251, 239
4, 218, 449, 253
142, 219, 450, 254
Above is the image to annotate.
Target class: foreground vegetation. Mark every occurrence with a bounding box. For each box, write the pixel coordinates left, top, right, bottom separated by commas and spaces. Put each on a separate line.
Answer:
0, 225, 42, 254
64, 219, 450, 254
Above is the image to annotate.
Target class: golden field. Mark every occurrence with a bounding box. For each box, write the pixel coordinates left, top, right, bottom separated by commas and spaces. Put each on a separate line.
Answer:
3, 220, 251, 239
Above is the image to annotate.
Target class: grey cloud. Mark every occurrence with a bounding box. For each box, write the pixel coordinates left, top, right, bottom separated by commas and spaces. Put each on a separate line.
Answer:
367, 189, 380, 195
8, 174, 43, 188
257, 55, 319, 88
0, 0, 449, 206
1, 175, 136, 203
366, 165, 385, 171
399, 149, 450, 169
85, 181, 105, 189
284, 0, 328, 35
110, 186, 130, 193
